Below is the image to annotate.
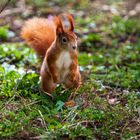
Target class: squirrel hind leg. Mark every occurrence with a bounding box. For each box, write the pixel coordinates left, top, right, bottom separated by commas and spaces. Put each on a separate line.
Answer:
64, 71, 81, 89
40, 71, 56, 94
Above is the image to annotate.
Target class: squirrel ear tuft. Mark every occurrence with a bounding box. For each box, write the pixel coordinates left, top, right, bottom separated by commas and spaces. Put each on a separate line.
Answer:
53, 16, 64, 35
59, 14, 74, 32
66, 14, 74, 31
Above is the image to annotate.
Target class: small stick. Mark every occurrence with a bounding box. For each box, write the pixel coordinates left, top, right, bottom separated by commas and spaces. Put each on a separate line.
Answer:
0, 0, 12, 14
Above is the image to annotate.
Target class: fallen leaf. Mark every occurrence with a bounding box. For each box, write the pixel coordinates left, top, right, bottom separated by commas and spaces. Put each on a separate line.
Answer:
65, 100, 76, 107
108, 98, 117, 105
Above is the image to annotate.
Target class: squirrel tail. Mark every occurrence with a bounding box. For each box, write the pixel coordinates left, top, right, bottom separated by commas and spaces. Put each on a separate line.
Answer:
21, 17, 56, 57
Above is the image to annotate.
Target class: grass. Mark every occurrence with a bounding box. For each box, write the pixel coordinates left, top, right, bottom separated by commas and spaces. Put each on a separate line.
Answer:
0, 2, 140, 139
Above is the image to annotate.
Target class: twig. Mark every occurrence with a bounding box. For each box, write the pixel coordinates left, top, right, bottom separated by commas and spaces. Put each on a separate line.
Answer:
120, 121, 129, 138
43, 91, 54, 99
128, 134, 140, 140
0, 0, 12, 14
25, 100, 41, 107
68, 120, 95, 128
38, 110, 47, 129
0, 7, 27, 18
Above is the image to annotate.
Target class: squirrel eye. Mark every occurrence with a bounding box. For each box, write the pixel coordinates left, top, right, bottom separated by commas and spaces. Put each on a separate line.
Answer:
62, 37, 67, 43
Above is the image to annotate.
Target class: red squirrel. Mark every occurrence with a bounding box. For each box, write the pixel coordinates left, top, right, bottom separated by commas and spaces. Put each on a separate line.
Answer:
21, 14, 81, 94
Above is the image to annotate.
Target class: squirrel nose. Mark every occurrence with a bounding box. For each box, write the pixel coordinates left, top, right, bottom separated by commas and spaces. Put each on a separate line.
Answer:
72, 46, 76, 50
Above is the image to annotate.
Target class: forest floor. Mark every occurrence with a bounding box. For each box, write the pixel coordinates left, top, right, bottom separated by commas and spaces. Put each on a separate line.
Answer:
0, 0, 140, 139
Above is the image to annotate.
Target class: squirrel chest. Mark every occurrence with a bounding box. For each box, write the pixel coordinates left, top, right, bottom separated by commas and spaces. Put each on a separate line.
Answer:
56, 51, 72, 82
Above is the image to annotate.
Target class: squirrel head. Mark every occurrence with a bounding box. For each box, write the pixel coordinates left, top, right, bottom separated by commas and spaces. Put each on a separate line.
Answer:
53, 14, 78, 51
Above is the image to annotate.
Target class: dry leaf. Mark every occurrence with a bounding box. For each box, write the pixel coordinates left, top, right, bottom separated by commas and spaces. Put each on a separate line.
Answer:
65, 100, 76, 107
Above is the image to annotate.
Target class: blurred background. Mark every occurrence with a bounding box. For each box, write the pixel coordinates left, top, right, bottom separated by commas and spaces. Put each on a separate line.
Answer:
0, 0, 140, 43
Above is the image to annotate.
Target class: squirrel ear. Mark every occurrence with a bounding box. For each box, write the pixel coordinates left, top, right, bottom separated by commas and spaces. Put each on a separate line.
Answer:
66, 14, 74, 31
59, 14, 74, 32
53, 16, 64, 35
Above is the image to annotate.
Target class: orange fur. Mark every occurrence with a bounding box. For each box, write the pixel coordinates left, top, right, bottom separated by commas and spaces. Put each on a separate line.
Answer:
21, 14, 81, 94
21, 17, 56, 57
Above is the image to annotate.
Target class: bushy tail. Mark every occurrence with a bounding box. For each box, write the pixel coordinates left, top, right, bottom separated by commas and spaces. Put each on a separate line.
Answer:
21, 17, 56, 57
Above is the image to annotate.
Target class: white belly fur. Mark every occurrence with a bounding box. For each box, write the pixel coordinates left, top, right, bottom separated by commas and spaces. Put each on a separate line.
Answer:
56, 51, 72, 83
